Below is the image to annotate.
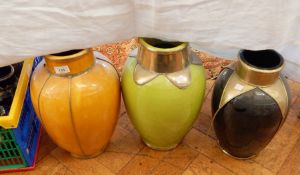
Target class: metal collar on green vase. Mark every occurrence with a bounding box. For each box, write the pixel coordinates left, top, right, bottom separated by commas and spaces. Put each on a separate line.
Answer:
134, 64, 192, 89
134, 38, 204, 89
137, 38, 189, 73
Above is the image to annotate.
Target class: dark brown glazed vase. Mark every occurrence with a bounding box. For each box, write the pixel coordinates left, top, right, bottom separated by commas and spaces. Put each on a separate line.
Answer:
212, 49, 290, 159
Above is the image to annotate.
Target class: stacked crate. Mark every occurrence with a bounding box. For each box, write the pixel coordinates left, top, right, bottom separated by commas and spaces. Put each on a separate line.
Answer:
0, 58, 42, 173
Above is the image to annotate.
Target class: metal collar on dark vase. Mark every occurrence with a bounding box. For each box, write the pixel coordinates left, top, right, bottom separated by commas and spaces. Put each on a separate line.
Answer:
236, 49, 284, 86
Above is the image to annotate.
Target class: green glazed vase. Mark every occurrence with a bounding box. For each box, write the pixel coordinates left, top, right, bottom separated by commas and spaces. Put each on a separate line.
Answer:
121, 38, 206, 150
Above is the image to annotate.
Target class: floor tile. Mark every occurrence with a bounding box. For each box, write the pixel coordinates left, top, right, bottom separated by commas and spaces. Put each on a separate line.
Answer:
278, 136, 300, 175
151, 162, 183, 175
51, 148, 114, 175
254, 116, 300, 173
184, 129, 274, 175
96, 151, 133, 173
118, 155, 160, 175
183, 153, 234, 175
200, 98, 212, 118
162, 144, 199, 170
23, 155, 61, 175
193, 112, 216, 139
50, 164, 75, 175
107, 129, 144, 155
254, 110, 300, 173
139, 147, 169, 160
37, 131, 57, 162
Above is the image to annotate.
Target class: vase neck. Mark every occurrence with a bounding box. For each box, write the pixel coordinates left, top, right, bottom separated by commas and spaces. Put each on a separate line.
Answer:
44, 49, 94, 76
137, 38, 189, 73
236, 49, 284, 86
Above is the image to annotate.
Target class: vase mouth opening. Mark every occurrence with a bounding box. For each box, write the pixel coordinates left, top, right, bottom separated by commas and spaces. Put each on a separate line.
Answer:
139, 38, 187, 53
46, 49, 89, 61
51, 49, 83, 56
239, 49, 284, 70
0, 65, 14, 82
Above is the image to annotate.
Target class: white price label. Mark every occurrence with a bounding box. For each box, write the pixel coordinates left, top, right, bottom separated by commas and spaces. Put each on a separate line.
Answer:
234, 83, 244, 91
54, 66, 70, 74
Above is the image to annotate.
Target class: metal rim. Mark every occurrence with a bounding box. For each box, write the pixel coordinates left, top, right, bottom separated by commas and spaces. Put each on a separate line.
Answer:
45, 49, 88, 61
139, 38, 187, 53
238, 49, 284, 72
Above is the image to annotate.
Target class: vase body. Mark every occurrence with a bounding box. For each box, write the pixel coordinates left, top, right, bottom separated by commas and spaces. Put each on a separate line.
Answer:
30, 49, 120, 158
122, 38, 206, 150
212, 49, 290, 159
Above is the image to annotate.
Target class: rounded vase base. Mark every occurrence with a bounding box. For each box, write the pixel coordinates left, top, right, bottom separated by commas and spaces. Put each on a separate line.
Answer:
220, 148, 256, 160
144, 141, 178, 151
216, 140, 256, 159
71, 150, 104, 159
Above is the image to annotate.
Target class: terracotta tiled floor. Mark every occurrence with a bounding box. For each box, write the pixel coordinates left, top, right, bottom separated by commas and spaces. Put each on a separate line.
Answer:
3, 77, 300, 175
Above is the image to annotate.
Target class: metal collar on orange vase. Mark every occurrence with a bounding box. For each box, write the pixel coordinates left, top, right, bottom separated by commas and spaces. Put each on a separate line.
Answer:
44, 49, 94, 76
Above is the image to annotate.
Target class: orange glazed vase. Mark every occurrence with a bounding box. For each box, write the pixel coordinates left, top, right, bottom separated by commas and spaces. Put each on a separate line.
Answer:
30, 49, 120, 158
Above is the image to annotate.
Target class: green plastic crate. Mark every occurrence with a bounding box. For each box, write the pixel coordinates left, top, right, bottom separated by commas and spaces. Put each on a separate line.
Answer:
0, 129, 26, 169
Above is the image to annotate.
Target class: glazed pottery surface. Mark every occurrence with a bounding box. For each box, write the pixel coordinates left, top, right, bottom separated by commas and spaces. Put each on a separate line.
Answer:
212, 50, 290, 159
30, 49, 120, 158
122, 38, 206, 150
